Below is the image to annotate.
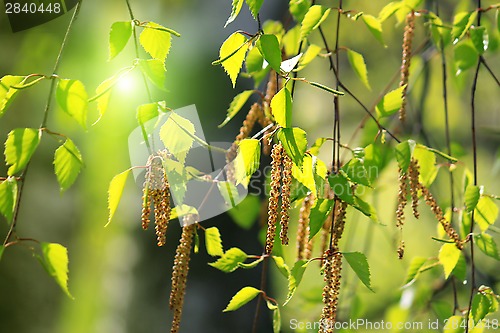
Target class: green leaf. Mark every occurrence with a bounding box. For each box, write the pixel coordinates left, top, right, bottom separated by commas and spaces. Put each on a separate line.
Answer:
137, 59, 167, 90
205, 227, 224, 257
56, 79, 88, 129
223, 286, 262, 312
39, 243, 73, 299
139, 22, 173, 64
271, 87, 293, 128
474, 233, 500, 260
245, 0, 264, 19
295, 44, 321, 71
362, 15, 385, 46
257, 34, 282, 72
308, 199, 334, 239
136, 102, 159, 128
284, 259, 308, 305
160, 112, 196, 164
451, 253, 467, 281
342, 158, 370, 187
283, 25, 301, 57
272, 256, 291, 278
353, 196, 378, 222
227, 195, 260, 229
106, 169, 131, 226
94, 77, 115, 119
300, 5, 331, 40
277, 127, 307, 167
219, 90, 255, 127
218, 32, 249, 88
4, 128, 41, 176
54, 139, 83, 192
292, 154, 316, 193
289, 0, 311, 22
308, 81, 344, 95
234, 138, 261, 187
403, 256, 428, 286
376, 85, 406, 117
108, 21, 132, 60
218, 181, 240, 208
439, 243, 461, 279
454, 41, 478, 75
209, 247, 248, 272
451, 11, 478, 42
347, 49, 371, 90
465, 185, 481, 212
0, 177, 17, 223
378, 2, 403, 22
272, 303, 281, 333
0, 75, 24, 117
394, 140, 415, 172
225, 0, 244, 27
471, 293, 490, 325
343, 252, 374, 292
470, 26, 488, 54
328, 172, 354, 204
238, 256, 264, 269
443, 316, 465, 333
413, 145, 438, 187
245, 46, 264, 73
474, 196, 498, 231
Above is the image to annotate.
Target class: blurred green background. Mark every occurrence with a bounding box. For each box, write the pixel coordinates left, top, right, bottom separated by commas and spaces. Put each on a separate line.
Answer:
1, 0, 499, 332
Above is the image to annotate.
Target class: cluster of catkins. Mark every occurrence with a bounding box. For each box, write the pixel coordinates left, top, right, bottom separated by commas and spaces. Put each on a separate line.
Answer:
265, 142, 293, 254
399, 10, 416, 122
396, 158, 463, 257
142, 151, 172, 246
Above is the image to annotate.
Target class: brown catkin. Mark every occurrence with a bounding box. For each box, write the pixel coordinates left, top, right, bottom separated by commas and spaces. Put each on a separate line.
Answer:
320, 250, 343, 333
265, 143, 283, 255
150, 155, 171, 247
396, 168, 409, 228
170, 219, 196, 333
399, 11, 416, 122
297, 193, 314, 261
141, 172, 152, 230
280, 152, 292, 245
409, 159, 420, 219
320, 214, 333, 267
398, 240, 405, 259
261, 72, 278, 155
235, 102, 260, 143
419, 184, 463, 250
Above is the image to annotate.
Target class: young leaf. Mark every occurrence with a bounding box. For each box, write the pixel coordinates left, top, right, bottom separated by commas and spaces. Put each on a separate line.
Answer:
291, 154, 316, 193
223, 286, 262, 312
474, 196, 499, 231
54, 138, 83, 192
451, 11, 478, 42
454, 41, 478, 75
257, 34, 282, 72
470, 26, 488, 54
139, 22, 173, 65
271, 87, 293, 128
362, 15, 385, 46
308, 199, 334, 239
108, 21, 133, 60
300, 5, 331, 40
272, 256, 291, 278
272, 303, 281, 333
160, 112, 196, 164
0, 177, 17, 223
464, 185, 480, 212
245, 46, 265, 73
219, 90, 255, 127
136, 102, 159, 128
217, 181, 240, 208
39, 243, 73, 299
353, 196, 378, 222
394, 140, 415, 172
343, 252, 374, 292
295, 44, 321, 71
0, 75, 24, 117
209, 247, 248, 272
439, 243, 461, 279
328, 172, 354, 204
245, 0, 264, 19
94, 76, 115, 119
234, 138, 261, 187
471, 293, 491, 325
443, 316, 465, 333
284, 259, 308, 305
474, 233, 500, 260
277, 127, 307, 167
56, 79, 89, 129
137, 59, 167, 90
376, 85, 406, 118
347, 49, 371, 90
238, 256, 264, 269
289, 0, 311, 23
225, 0, 244, 27
342, 158, 370, 187
205, 227, 224, 257
452, 253, 467, 281
218, 32, 249, 88
378, 1, 403, 22
412, 145, 438, 187
4, 128, 41, 176
403, 256, 428, 286
106, 169, 131, 226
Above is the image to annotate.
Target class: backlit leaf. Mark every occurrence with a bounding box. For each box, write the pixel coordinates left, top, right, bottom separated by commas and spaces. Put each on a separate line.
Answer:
378, 2, 403, 22
347, 49, 371, 90
443, 316, 465, 333
394, 140, 415, 172
471, 293, 490, 325
218, 32, 249, 87
451, 11, 478, 42
225, 0, 244, 27
308, 198, 334, 239
209, 247, 248, 272
470, 26, 488, 54
403, 256, 428, 286
465, 185, 480, 212
224, 286, 262, 312
56, 79, 88, 129
289, 0, 311, 22
271, 87, 293, 128
4, 128, 41, 176
277, 127, 307, 167
54, 138, 83, 192
257, 34, 282, 73
205, 227, 224, 257
295, 44, 321, 71
245, 0, 264, 19
454, 41, 478, 75
474, 233, 500, 260
0, 177, 17, 223
108, 21, 132, 60
39, 243, 73, 298
160, 112, 196, 164
343, 252, 374, 292
234, 138, 261, 186
300, 5, 331, 40
362, 15, 385, 46
219, 90, 255, 127
217, 181, 240, 208
328, 172, 354, 204
139, 22, 172, 64
106, 169, 131, 226
376, 85, 406, 118
439, 243, 461, 279
0, 75, 24, 117
474, 196, 498, 231
284, 259, 308, 305
137, 59, 167, 90
413, 145, 438, 187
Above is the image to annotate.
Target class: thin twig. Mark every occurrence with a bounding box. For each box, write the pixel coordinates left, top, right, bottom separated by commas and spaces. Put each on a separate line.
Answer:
479, 56, 500, 86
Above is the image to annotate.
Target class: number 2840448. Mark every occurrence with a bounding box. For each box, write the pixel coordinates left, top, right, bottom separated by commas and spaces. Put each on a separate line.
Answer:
5, 2, 61, 14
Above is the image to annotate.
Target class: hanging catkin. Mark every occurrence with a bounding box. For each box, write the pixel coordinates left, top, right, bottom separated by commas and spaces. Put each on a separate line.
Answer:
396, 167, 409, 228
261, 72, 278, 155
141, 166, 152, 230
280, 151, 292, 245
408, 159, 420, 218
398, 11, 416, 122
170, 218, 196, 333
265, 143, 283, 255
297, 193, 314, 261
